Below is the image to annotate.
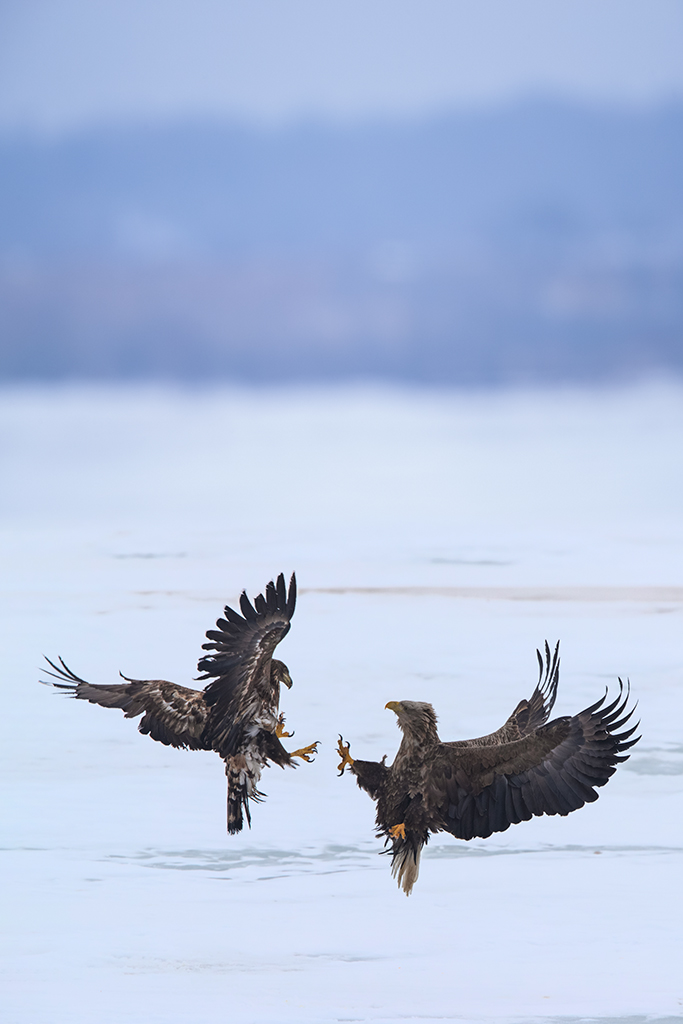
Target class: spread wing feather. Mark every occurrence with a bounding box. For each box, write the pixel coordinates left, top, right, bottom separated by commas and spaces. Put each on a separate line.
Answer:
41, 656, 210, 750
430, 679, 638, 841
349, 757, 390, 800
447, 641, 560, 749
197, 572, 296, 754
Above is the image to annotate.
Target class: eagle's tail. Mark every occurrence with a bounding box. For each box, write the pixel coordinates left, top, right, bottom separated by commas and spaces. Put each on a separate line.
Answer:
224, 756, 264, 835
389, 832, 426, 896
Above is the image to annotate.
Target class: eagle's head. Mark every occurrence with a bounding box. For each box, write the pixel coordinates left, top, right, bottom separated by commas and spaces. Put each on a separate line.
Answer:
385, 700, 439, 743
271, 658, 293, 690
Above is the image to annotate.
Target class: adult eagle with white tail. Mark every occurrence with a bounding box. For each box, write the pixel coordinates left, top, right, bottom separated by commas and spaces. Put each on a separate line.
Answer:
337, 642, 639, 894
43, 573, 318, 833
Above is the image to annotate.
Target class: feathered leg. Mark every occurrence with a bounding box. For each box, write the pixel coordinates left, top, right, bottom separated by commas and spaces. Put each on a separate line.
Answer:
224, 756, 264, 835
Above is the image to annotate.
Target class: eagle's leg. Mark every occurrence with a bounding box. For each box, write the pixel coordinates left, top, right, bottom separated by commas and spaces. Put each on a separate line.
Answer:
275, 712, 293, 738
336, 736, 354, 775
389, 823, 406, 840
288, 740, 320, 762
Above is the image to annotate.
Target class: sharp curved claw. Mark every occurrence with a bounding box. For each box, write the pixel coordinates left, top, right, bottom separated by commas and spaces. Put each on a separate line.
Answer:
336, 735, 354, 775
275, 712, 294, 739
289, 741, 319, 763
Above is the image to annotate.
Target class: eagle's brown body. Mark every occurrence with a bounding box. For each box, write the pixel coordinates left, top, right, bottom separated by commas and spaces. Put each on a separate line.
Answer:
44, 573, 318, 833
339, 644, 639, 894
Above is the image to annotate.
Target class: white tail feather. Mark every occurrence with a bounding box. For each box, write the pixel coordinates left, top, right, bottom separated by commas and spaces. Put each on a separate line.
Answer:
390, 843, 422, 895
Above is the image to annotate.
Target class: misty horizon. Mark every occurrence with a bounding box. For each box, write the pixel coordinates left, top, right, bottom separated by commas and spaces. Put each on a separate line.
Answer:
2, 98, 682, 386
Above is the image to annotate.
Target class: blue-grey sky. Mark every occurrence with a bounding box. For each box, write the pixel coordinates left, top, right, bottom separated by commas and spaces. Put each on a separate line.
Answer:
1, 0, 683, 131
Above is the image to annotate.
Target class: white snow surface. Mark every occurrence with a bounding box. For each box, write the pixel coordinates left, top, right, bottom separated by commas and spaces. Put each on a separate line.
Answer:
1, 382, 682, 1024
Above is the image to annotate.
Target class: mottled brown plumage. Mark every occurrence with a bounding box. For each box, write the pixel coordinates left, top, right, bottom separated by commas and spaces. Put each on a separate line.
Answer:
338, 642, 639, 894
43, 572, 319, 833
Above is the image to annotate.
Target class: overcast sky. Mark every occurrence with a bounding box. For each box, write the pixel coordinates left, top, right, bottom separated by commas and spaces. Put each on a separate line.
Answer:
1, 0, 683, 131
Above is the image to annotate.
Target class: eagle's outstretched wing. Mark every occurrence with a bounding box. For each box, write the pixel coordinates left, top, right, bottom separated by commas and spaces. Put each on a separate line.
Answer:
197, 572, 296, 754
447, 640, 560, 749
41, 657, 210, 750
428, 680, 638, 842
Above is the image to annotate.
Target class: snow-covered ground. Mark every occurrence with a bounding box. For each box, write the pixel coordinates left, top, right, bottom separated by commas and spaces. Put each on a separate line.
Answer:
1, 382, 682, 1024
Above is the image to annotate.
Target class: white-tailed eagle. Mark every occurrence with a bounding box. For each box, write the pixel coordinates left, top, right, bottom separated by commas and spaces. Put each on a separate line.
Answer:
337, 642, 639, 894
43, 572, 318, 833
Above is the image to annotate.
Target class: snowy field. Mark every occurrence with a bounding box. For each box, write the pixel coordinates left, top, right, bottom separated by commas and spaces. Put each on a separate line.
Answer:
1, 382, 682, 1024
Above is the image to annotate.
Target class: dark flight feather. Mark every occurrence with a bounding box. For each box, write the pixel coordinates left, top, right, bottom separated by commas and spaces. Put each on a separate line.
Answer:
43, 656, 210, 750
197, 572, 297, 755
446, 641, 560, 750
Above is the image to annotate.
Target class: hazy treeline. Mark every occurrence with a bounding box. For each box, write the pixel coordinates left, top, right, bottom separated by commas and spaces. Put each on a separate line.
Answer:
1, 100, 682, 383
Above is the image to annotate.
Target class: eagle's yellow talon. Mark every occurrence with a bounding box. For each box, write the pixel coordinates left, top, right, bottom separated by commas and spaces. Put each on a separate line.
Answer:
389, 823, 406, 840
336, 736, 354, 774
289, 741, 319, 762
275, 713, 293, 738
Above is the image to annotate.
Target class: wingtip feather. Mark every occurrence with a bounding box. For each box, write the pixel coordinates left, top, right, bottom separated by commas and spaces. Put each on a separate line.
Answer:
287, 572, 297, 617
239, 591, 258, 622
276, 573, 286, 609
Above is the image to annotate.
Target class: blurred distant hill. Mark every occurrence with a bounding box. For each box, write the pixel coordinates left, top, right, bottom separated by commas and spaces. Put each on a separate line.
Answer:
1, 101, 682, 383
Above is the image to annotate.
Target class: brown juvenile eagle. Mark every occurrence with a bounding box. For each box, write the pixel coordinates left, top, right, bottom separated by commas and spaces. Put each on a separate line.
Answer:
337, 642, 639, 895
43, 572, 318, 833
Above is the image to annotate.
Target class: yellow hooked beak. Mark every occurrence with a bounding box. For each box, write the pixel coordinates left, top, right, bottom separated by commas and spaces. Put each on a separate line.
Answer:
385, 701, 402, 714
